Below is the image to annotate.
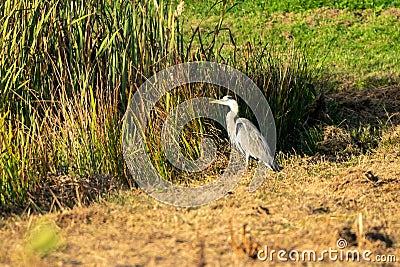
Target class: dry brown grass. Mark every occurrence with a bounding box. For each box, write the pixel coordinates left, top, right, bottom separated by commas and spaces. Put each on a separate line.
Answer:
0, 129, 399, 266
1, 84, 399, 266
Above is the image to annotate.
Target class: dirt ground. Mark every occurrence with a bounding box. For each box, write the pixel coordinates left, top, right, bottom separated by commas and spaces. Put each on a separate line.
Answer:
1, 129, 399, 266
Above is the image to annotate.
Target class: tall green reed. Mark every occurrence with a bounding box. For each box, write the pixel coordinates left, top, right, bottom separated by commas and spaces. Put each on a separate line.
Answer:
0, 0, 185, 210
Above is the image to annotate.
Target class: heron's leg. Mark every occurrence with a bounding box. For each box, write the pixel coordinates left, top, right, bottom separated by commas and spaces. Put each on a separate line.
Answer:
244, 153, 249, 176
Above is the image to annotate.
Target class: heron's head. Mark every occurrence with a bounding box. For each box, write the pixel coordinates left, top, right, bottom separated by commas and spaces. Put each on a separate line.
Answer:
210, 95, 236, 105
210, 95, 238, 113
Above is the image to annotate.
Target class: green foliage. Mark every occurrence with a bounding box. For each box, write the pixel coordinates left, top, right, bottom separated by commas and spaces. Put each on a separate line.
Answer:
301, 126, 325, 154
0, 0, 184, 209
350, 124, 380, 152
236, 45, 317, 148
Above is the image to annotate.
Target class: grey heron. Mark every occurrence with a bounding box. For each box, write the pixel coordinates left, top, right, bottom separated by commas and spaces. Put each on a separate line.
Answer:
211, 95, 280, 172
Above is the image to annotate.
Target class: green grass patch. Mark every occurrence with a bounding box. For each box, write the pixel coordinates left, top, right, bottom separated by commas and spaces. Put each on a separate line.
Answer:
184, 0, 400, 15
183, 2, 400, 88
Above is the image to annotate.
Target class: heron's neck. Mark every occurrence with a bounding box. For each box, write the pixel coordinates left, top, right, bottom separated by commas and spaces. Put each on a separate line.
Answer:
226, 111, 237, 143
229, 102, 239, 114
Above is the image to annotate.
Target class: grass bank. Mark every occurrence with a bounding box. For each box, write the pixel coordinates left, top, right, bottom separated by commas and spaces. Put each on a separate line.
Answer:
183, 1, 400, 88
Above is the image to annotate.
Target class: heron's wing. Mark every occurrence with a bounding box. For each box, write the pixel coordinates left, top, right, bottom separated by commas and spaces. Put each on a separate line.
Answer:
234, 118, 252, 155
235, 118, 273, 161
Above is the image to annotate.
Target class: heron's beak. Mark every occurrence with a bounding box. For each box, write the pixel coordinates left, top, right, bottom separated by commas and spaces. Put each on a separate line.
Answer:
210, 99, 223, 104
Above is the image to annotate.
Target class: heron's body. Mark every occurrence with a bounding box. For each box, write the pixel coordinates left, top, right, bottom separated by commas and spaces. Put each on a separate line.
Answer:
211, 95, 280, 172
